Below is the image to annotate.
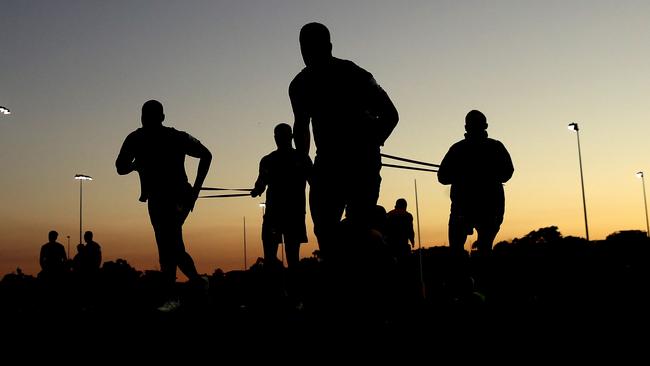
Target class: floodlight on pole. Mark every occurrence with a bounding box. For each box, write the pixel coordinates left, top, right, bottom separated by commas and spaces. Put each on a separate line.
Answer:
568, 122, 589, 241
636, 171, 649, 238
74, 174, 93, 246
0, 106, 11, 115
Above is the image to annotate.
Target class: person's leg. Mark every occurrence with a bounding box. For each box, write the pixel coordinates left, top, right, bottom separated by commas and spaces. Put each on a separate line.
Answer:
475, 215, 502, 256
261, 217, 280, 266
151, 198, 201, 283
284, 241, 300, 270
149, 199, 178, 286
472, 218, 501, 295
148, 199, 184, 309
345, 167, 381, 230
309, 170, 345, 263
448, 214, 469, 255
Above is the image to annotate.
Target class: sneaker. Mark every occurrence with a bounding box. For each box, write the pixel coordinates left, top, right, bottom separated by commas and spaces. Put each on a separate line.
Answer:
157, 299, 181, 312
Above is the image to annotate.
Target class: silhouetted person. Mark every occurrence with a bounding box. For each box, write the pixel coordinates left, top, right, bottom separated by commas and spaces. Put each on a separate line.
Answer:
251, 123, 312, 270
290, 22, 399, 264
385, 198, 415, 260
438, 110, 514, 256
73, 231, 102, 274
39, 230, 68, 279
116, 99, 212, 311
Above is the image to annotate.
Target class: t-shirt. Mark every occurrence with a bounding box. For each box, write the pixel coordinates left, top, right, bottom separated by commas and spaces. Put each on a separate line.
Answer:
289, 57, 390, 162
257, 148, 312, 217
117, 126, 204, 200
438, 135, 514, 216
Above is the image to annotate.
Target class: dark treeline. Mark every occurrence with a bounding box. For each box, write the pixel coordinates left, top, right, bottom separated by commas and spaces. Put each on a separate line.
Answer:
2, 227, 649, 327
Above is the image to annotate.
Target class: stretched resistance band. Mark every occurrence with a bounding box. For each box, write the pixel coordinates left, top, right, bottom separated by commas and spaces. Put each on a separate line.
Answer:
199, 193, 251, 199
201, 187, 253, 192
380, 153, 440, 168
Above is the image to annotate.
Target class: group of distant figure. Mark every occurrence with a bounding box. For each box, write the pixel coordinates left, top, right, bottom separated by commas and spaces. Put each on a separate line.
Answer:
110, 22, 514, 311
39, 230, 102, 280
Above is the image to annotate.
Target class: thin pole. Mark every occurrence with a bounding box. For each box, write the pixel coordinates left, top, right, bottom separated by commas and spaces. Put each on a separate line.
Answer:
415, 179, 425, 299
575, 130, 589, 241
79, 179, 83, 245
243, 216, 247, 270
642, 174, 649, 238
67, 236, 70, 260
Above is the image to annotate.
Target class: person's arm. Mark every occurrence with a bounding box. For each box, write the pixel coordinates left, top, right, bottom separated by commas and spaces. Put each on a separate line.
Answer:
115, 134, 137, 175
96, 244, 102, 269
409, 214, 415, 247
39, 246, 46, 270
368, 77, 399, 147
437, 147, 456, 185
496, 141, 514, 183
290, 78, 311, 156
186, 135, 212, 211
251, 158, 268, 198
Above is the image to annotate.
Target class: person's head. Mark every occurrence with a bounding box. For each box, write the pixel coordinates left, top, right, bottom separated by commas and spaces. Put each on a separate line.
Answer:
48, 230, 58, 242
84, 231, 93, 243
274, 123, 293, 150
395, 198, 407, 210
299, 22, 332, 68
141, 100, 165, 129
465, 110, 488, 133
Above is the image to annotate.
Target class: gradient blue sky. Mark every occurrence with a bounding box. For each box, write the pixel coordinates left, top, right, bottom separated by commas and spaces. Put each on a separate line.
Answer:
2, 0, 650, 276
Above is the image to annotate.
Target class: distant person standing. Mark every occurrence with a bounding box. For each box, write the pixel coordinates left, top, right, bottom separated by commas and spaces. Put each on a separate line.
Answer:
116, 100, 212, 312
438, 110, 514, 256
39, 230, 68, 279
76, 231, 102, 273
289, 22, 399, 262
385, 198, 415, 260
251, 123, 312, 271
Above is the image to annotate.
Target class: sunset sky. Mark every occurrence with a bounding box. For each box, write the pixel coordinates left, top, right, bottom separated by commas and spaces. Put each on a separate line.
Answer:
2, 0, 650, 277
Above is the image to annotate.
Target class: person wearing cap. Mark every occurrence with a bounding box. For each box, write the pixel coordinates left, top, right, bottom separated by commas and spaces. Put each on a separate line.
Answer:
438, 110, 514, 256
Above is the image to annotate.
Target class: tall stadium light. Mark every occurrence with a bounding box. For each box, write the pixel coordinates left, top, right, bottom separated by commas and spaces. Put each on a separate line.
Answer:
74, 174, 93, 246
568, 122, 589, 241
0, 106, 11, 115
636, 172, 649, 238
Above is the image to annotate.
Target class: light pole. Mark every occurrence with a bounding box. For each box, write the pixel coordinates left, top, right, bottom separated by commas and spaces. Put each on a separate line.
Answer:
636, 172, 649, 237
74, 174, 92, 245
568, 122, 589, 241
0, 106, 11, 115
